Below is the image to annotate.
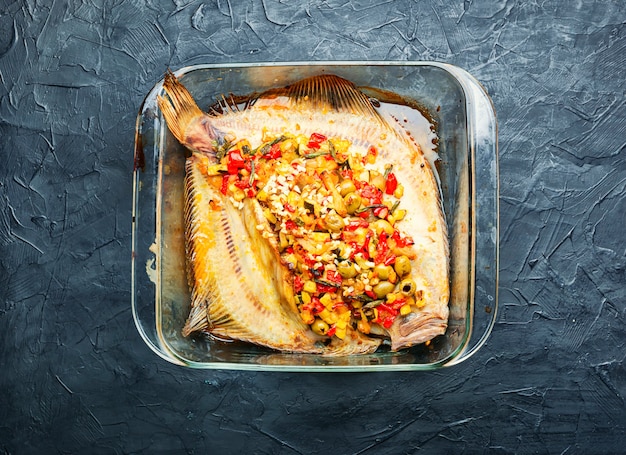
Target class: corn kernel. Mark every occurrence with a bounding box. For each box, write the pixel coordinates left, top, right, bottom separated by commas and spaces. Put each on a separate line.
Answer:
301, 291, 311, 304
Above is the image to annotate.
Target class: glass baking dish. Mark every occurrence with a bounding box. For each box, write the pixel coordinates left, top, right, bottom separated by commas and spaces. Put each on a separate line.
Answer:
131, 61, 498, 371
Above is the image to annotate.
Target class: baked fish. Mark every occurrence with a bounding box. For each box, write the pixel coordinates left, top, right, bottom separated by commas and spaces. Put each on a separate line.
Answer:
157, 71, 449, 354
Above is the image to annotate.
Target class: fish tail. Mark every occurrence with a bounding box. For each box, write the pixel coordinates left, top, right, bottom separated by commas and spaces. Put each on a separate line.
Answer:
158, 70, 217, 156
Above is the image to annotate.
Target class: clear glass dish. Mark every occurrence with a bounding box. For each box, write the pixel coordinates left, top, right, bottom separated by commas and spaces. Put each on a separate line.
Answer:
131, 61, 499, 371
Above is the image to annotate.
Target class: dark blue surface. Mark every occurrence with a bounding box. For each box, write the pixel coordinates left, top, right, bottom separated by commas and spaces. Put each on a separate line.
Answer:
1, 1, 625, 453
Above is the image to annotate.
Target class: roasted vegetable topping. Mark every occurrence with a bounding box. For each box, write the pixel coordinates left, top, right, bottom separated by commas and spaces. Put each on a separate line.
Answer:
204, 132, 423, 340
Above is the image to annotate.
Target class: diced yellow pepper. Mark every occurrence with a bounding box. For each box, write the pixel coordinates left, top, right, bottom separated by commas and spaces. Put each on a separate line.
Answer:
300, 291, 311, 304
393, 184, 404, 199
311, 232, 330, 243
263, 208, 277, 224
300, 310, 315, 325
332, 138, 351, 154
319, 309, 337, 325
400, 304, 412, 316
287, 191, 301, 208
357, 319, 371, 334
303, 281, 317, 294
319, 293, 334, 308
334, 327, 346, 339
205, 164, 227, 176
230, 187, 245, 202
279, 232, 289, 250
256, 189, 269, 202
394, 209, 406, 221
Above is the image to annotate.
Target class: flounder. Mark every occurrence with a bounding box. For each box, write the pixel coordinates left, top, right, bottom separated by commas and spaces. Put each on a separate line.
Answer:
157, 71, 449, 355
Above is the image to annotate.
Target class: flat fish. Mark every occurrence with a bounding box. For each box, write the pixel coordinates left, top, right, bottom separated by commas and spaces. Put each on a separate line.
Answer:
157, 71, 449, 354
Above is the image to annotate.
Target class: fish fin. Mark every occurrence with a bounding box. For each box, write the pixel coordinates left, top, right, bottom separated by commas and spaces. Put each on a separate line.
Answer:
283, 74, 386, 125
387, 311, 448, 351
182, 300, 209, 337
324, 327, 382, 355
158, 70, 218, 156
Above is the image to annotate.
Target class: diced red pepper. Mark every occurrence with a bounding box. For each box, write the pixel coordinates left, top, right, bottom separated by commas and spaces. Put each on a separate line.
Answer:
294, 276, 304, 293
345, 220, 370, 231
390, 297, 407, 310
340, 169, 354, 180
383, 255, 396, 266
385, 172, 398, 195
326, 270, 343, 286
361, 230, 373, 260
373, 206, 389, 219
316, 282, 337, 294
284, 203, 296, 213
311, 297, 325, 314
234, 178, 250, 189
285, 220, 298, 231
365, 289, 377, 300
374, 232, 394, 265
326, 325, 337, 337
263, 143, 282, 160
220, 175, 235, 195
307, 132, 327, 149
392, 230, 415, 248
376, 303, 398, 328
366, 146, 378, 162
227, 150, 246, 174
360, 183, 383, 205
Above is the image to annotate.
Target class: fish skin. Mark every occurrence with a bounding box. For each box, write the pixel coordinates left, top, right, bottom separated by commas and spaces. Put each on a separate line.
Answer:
157, 71, 448, 353
182, 153, 381, 355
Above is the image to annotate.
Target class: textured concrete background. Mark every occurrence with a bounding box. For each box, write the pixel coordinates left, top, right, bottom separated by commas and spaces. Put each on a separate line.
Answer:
1, 0, 625, 453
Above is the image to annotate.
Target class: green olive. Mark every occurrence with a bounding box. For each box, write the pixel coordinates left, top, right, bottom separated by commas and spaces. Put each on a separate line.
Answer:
324, 212, 345, 232
311, 318, 330, 336
374, 264, 392, 280
394, 255, 412, 277
338, 179, 357, 197
337, 261, 357, 279
399, 279, 416, 296
373, 281, 395, 299
344, 192, 362, 214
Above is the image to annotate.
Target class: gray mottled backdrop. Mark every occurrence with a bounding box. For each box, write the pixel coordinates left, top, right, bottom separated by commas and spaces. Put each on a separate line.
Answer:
1, 1, 625, 453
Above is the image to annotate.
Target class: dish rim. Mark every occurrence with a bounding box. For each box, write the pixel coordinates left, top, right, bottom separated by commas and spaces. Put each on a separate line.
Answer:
131, 60, 499, 371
